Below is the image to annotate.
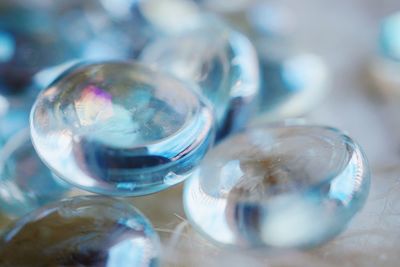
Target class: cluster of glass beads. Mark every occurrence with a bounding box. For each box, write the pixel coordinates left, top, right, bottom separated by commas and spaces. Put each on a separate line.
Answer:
0, 0, 371, 265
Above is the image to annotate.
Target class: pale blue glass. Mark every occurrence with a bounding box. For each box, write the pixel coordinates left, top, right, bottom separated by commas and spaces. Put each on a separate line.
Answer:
140, 23, 260, 138
0, 129, 69, 218
184, 125, 370, 248
30, 61, 215, 196
254, 48, 329, 122
0, 196, 160, 267
379, 11, 400, 61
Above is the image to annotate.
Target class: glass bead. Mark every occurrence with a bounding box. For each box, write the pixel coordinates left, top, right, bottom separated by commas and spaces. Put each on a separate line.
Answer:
369, 12, 400, 96
30, 61, 215, 196
183, 124, 370, 248
253, 47, 329, 123
140, 24, 260, 138
0, 196, 160, 267
0, 128, 69, 218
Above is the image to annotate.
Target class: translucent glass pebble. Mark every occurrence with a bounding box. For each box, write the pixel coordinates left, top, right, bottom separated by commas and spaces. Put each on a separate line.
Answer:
183, 124, 370, 248
30, 61, 215, 196
0, 129, 69, 218
0, 196, 160, 266
140, 25, 260, 138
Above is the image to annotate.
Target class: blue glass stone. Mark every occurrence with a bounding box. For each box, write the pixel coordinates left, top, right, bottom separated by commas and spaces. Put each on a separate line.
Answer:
0, 196, 160, 266
183, 125, 370, 248
140, 25, 260, 138
254, 49, 329, 122
0, 128, 69, 218
30, 61, 215, 196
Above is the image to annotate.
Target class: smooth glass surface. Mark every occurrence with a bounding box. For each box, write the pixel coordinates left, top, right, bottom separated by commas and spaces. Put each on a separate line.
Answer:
184, 125, 370, 248
0, 129, 69, 218
140, 25, 259, 138
30, 61, 215, 196
0, 196, 160, 266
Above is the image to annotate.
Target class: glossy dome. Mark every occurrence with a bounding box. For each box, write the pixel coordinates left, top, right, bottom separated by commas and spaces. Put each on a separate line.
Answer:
0, 196, 160, 266
184, 124, 370, 248
30, 61, 215, 196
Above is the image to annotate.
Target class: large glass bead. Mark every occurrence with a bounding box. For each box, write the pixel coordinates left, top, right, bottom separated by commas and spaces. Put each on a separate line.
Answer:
183, 124, 370, 248
254, 48, 329, 123
30, 61, 215, 196
0, 128, 69, 218
0, 196, 160, 267
140, 25, 260, 138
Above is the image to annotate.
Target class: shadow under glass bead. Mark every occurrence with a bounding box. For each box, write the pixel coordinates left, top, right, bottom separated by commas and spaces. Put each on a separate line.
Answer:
183, 124, 370, 249
30, 61, 215, 196
0, 196, 160, 267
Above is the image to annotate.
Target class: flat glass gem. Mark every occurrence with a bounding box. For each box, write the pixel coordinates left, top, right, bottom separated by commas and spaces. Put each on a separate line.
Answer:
30, 61, 215, 196
0, 129, 69, 218
140, 26, 260, 138
183, 125, 370, 248
0, 196, 160, 267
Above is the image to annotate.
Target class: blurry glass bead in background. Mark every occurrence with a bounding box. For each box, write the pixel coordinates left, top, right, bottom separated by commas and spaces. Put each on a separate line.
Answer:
30, 61, 215, 196
140, 19, 260, 139
0, 196, 160, 267
0, 128, 69, 219
0, 1, 82, 96
369, 11, 400, 96
252, 44, 329, 124
196, 1, 329, 123
184, 124, 370, 249
100, 0, 206, 58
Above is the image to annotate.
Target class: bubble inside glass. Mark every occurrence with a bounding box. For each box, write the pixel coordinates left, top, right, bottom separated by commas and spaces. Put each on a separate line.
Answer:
30, 61, 215, 196
0, 129, 69, 218
183, 125, 370, 248
0, 196, 160, 267
140, 26, 259, 138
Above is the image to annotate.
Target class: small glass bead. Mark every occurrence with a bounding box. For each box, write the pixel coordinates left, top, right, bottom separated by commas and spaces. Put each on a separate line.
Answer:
369, 12, 400, 96
183, 124, 370, 248
140, 24, 260, 138
0, 129, 69, 218
30, 61, 215, 196
0, 196, 160, 267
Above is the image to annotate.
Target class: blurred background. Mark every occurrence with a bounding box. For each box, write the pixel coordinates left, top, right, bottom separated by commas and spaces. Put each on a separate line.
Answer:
0, 0, 400, 266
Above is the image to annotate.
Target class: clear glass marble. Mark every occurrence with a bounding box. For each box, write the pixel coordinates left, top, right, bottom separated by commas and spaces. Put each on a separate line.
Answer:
30, 61, 215, 196
0, 196, 160, 267
140, 24, 260, 138
183, 124, 370, 248
0, 128, 69, 218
